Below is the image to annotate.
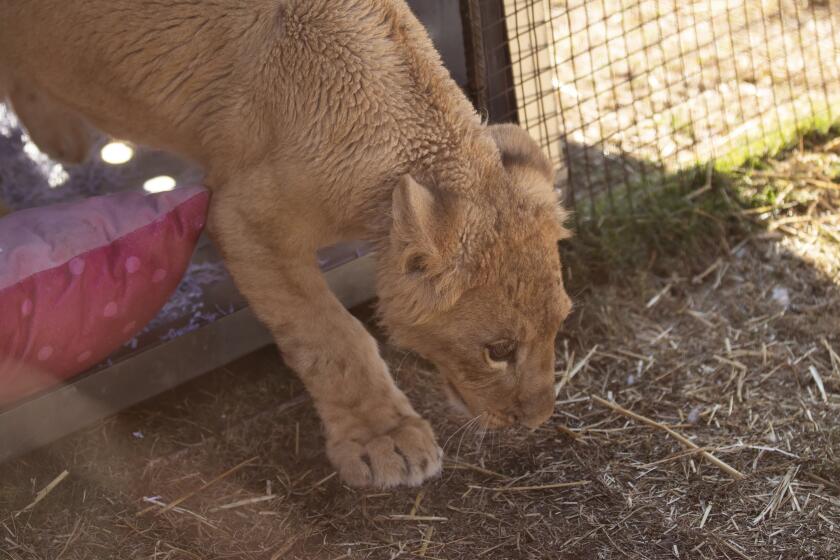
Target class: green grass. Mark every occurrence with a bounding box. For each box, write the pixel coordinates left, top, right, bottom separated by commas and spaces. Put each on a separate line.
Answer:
564, 172, 755, 286
713, 96, 840, 173
562, 97, 840, 288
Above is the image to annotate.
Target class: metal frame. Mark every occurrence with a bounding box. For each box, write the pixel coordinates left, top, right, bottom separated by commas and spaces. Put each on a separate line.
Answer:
0, 254, 376, 462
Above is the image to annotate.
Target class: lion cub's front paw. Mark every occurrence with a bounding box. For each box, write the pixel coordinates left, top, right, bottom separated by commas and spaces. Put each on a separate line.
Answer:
327, 415, 443, 488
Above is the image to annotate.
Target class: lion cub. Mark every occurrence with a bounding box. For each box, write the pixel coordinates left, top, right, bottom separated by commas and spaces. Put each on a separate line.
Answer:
0, 0, 572, 487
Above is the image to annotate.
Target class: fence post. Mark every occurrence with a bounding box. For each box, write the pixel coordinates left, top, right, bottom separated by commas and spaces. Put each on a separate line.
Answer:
460, 0, 518, 123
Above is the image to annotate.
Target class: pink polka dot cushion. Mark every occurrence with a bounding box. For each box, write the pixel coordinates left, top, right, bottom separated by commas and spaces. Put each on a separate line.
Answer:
0, 186, 209, 405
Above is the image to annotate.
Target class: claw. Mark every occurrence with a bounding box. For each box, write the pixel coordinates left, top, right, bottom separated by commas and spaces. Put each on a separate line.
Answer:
393, 445, 413, 476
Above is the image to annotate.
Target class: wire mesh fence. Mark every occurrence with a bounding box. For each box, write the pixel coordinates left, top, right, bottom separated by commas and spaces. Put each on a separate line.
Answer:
465, 0, 840, 223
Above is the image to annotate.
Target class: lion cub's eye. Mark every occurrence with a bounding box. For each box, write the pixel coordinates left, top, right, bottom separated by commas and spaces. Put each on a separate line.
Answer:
485, 339, 517, 364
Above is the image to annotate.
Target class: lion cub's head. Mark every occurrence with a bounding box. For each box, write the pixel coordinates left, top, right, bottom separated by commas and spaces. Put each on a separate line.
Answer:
378, 123, 571, 430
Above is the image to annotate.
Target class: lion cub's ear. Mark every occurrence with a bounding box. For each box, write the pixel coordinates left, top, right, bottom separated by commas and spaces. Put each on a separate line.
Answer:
391, 175, 441, 276
488, 123, 554, 181
489, 124, 572, 241
385, 176, 468, 322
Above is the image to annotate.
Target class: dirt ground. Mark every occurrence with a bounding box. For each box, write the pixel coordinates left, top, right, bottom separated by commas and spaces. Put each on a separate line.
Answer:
2, 141, 840, 559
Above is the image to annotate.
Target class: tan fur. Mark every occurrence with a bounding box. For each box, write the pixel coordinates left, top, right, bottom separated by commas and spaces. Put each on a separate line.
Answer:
0, 0, 572, 487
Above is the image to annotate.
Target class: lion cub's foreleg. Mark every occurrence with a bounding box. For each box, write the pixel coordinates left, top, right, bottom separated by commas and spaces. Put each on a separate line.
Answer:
209, 180, 442, 488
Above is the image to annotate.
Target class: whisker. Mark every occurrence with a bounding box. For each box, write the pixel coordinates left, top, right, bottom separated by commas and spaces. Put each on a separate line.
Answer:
475, 424, 488, 456
466, 416, 485, 453
454, 414, 483, 460
442, 414, 481, 453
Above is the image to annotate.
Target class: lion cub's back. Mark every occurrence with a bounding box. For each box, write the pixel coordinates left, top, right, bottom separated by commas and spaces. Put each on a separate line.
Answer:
0, 0, 278, 158
1, 0, 471, 175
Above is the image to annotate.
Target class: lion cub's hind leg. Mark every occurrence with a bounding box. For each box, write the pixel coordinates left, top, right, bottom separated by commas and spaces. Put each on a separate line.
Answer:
7, 81, 94, 165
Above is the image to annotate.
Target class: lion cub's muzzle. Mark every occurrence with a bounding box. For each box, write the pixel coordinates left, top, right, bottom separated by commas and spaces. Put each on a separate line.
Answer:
516, 389, 556, 430
444, 377, 556, 431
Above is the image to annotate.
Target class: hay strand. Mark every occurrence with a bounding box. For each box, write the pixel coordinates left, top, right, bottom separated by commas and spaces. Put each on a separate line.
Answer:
18, 470, 69, 515
591, 395, 745, 479
137, 456, 257, 516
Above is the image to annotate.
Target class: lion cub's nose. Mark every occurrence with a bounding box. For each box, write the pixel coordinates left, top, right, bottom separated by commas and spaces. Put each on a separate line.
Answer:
518, 391, 555, 430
